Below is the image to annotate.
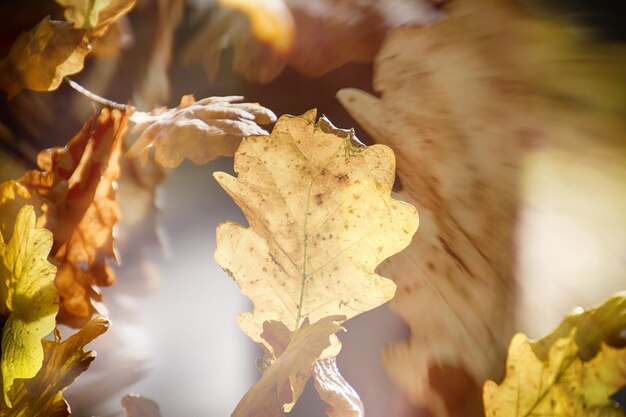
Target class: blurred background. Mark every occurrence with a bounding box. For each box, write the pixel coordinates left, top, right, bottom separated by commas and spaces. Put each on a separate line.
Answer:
0, 0, 624, 416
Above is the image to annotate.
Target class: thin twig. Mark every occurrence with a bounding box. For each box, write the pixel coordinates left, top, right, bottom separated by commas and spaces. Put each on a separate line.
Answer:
64, 77, 133, 111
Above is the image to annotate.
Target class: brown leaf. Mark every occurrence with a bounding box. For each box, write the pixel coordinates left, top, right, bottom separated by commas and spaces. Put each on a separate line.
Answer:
337, 0, 626, 415
1, 108, 129, 327
127, 95, 276, 167
182, 0, 442, 83
121, 394, 163, 417
0, 317, 109, 417
0, 17, 89, 99
233, 316, 345, 416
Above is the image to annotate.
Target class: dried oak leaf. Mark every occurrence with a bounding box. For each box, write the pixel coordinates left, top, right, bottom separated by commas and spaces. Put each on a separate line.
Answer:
214, 110, 418, 348
484, 293, 626, 417
233, 315, 345, 416
0, 316, 110, 417
337, 0, 626, 415
121, 394, 163, 417
1, 108, 129, 327
0, 205, 58, 407
127, 95, 276, 168
56, 0, 137, 39
182, 0, 441, 83
0, 0, 136, 98
0, 17, 89, 99
313, 357, 364, 417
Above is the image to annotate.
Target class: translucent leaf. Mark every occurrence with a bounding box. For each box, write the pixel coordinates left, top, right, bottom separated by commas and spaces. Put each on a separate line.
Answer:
214, 110, 418, 347
0, 317, 109, 417
233, 315, 345, 416
484, 293, 626, 417
0, 108, 129, 327
127, 95, 276, 168
56, 0, 137, 38
0, 17, 89, 98
0, 205, 58, 407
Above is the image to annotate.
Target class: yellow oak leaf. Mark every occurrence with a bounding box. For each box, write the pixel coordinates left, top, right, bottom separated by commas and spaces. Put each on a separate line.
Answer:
337, 0, 626, 415
214, 110, 418, 348
127, 95, 276, 168
0, 205, 58, 407
0, 17, 89, 99
0, 316, 109, 417
233, 315, 345, 416
484, 293, 626, 417
0, 108, 129, 327
56, 0, 137, 38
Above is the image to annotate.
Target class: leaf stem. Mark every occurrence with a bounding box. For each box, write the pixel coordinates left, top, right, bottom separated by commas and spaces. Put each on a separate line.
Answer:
64, 77, 132, 111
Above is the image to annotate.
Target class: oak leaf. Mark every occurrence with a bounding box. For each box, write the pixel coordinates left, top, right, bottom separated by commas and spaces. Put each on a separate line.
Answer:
0, 316, 109, 417
56, 0, 137, 38
127, 95, 276, 168
0, 17, 89, 99
233, 315, 345, 416
337, 0, 626, 415
313, 358, 364, 417
214, 110, 418, 348
484, 293, 626, 417
182, 0, 441, 83
0, 205, 58, 407
0, 108, 129, 327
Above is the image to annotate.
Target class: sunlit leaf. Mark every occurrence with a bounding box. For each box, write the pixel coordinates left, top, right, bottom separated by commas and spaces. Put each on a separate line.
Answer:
337, 0, 626, 415
0, 108, 129, 327
182, 0, 441, 83
214, 110, 418, 348
127, 95, 276, 168
0, 17, 89, 99
484, 293, 626, 417
0, 317, 109, 417
233, 315, 345, 416
313, 357, 364, 417
56, 0, 137, 38
0, 205, 58, 407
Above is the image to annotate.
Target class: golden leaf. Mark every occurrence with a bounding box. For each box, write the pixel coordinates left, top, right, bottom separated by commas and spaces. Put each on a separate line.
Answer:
214, 110, 418, 348
484, 293, 626, 417
127, 95, 276, 168
0, 108, 129, 327
0, 205, 58, 407
337, 0, 626, 415
0, 317, 109, 417
182, 0, 441, 83
56, 0, 137, 38
0, 17, 89, 99
233, 315, 345, 416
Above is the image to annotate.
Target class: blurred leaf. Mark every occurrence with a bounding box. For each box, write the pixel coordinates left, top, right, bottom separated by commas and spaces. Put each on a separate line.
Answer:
484, 293, 626, 417
0, 108, 129, 327
0, 17, 89, 99
182, 0, 441, 83
121, 394, 163, 417
127, 95, 276, 168
56, 0, 137, 38
313, 357, 364, 417
337, 0, 626, 415
220, 0, 294, 54
214, 110, 418, 350
233, 316, 345, 416
0, 205, 58, 407
0, 317, 109, 417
